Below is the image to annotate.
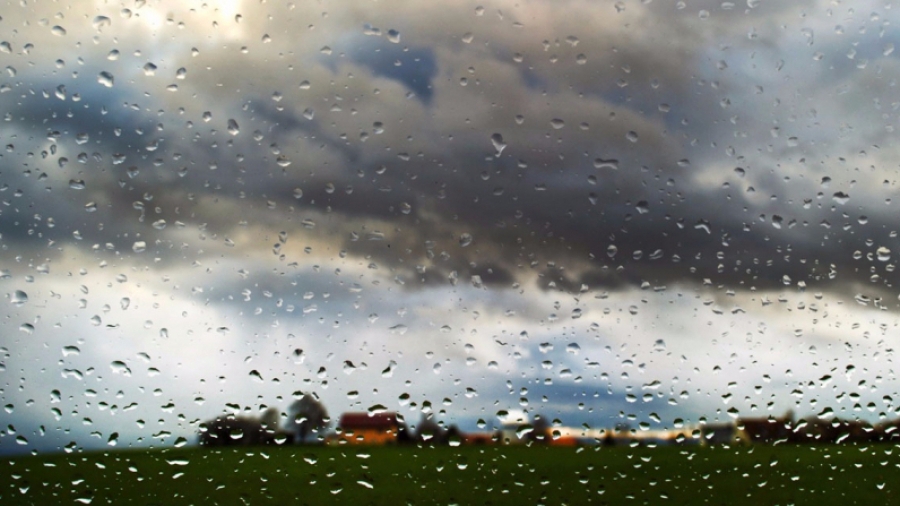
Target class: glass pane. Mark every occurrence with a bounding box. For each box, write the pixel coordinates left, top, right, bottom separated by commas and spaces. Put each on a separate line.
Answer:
3, 0, 900, 503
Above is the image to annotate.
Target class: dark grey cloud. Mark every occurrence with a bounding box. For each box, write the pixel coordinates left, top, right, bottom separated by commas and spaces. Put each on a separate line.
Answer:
344, 39, 437, 103
2, 0, 898, 458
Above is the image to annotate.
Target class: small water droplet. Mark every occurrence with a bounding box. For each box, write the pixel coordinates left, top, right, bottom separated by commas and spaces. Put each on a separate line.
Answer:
593, 158, 619, 170
97, 71, 115, 87
490, 133, 507, 156
92, 16, 112, 31
11, 290, 28, 306
227, 119, 240, 136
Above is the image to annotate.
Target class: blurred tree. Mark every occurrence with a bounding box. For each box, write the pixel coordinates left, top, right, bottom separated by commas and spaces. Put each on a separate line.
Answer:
288, 393, 329, 443
528, 414, 551, 444
415, 413, 446, 444
199, 415, 270, 446
260, 407, 280, 434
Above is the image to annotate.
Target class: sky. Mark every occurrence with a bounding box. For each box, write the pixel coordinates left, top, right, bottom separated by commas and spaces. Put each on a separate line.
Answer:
2, 0, 900, 456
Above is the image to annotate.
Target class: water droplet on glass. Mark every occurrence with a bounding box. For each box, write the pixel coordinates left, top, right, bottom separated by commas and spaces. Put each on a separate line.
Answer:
550, 118, 565, 129
490, 133, 507, 156
387, 29, 401, 43
97, 71, 115, 87
227, 119, 240, 136
594, 158, 619, 170
51, 26, 67, 36
132, 241, 147, 253
459, 233, 473, 247
11, 290, 28, 306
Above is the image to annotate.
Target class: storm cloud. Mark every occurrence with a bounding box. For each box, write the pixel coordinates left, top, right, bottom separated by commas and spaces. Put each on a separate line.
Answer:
1, 0, 899, 456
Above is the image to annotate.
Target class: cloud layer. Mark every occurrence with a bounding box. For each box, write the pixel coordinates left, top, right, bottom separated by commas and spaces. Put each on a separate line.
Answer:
1, 0, 899, 455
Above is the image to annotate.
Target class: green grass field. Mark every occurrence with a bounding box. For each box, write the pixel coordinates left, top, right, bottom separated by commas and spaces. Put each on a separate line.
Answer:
3, 443, 900, 505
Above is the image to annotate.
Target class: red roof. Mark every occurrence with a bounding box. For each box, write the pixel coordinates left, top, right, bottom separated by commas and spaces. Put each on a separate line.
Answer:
339, 412, 400, 430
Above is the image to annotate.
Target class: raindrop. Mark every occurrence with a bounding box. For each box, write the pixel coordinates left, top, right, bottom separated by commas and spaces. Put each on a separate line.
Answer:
227, 119, 240, 136
92, 16, 112, 31
10, 290, 28, 306
110, 361, 131, 375
593, 158, 619, 170
132, 241, 147, 253
550, 118, 565, 129
51, 26, 67, 36
459, 233, 473, 247
387, 29, 401, 43
97, 71, 115, 87
490, 133, 506, 156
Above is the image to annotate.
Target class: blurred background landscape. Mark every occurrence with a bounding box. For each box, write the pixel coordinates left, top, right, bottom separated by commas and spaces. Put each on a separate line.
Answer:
2, 0, 900, 461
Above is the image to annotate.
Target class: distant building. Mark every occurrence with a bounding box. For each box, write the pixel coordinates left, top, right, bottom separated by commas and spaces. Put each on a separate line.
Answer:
335, 412, 403, 445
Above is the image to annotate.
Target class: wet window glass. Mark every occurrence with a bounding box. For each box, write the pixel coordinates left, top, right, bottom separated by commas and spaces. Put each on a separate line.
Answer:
3, 1, 900, 503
